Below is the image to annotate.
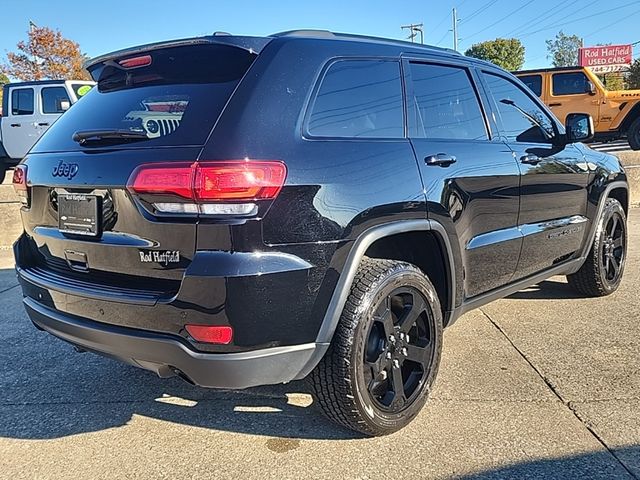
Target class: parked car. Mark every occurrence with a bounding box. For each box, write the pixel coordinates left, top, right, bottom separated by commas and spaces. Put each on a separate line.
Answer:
514, 66, 640, 149
0, 80, 95, 179
13, 31, 628, 436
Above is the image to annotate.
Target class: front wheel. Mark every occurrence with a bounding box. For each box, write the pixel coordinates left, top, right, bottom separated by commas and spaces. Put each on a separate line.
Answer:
310, 257, 443, 436
628, 117, 640, 150
567, 198, 627, 296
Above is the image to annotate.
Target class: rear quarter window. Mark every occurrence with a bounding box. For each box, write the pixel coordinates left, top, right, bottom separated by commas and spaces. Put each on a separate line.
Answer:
32, 44, 257, 153
306, 59, 404, 139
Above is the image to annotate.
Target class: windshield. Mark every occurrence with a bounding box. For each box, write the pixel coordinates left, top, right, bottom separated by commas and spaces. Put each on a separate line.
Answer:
33, 44, 256, 152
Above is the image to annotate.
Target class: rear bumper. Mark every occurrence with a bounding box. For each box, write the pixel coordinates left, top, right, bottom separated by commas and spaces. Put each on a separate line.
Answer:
24, 296, 324, 389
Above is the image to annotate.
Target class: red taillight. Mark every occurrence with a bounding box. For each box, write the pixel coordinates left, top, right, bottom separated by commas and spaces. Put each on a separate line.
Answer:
129, 164, 194, 199
118, 55, 152, 69
195, 162, 287, 201
185, 325, 233, 344
128, 161, 287, 202
12, 165, 27, 192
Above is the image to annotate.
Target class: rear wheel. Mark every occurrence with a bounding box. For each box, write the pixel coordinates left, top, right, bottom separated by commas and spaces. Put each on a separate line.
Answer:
628, 117, 640, 150
310, 257, 442, 436
567, 198, 627, 296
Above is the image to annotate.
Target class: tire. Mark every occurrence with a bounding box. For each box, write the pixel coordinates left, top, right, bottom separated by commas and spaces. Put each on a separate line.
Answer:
567, 198, 627, 296
310, 257, 443, 436
628, 117, 640, 151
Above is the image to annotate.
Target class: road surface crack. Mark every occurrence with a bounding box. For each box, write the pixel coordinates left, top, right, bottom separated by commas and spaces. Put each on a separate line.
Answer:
480, 307, 638, 480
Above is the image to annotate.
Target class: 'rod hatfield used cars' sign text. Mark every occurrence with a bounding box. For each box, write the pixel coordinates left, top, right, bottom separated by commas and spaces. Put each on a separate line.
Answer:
579, 44, 633, 73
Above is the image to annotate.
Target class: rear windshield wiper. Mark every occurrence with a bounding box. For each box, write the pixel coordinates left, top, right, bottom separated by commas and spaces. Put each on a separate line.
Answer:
72, 129, 148, 145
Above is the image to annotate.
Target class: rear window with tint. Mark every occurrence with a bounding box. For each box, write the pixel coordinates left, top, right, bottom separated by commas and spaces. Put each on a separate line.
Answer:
32, 44, 256, 153
518, 75, 542, 97
307, 60, 404, 139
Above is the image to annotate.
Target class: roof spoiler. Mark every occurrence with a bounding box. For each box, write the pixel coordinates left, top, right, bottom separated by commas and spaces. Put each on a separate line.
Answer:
84, 35, 272, 76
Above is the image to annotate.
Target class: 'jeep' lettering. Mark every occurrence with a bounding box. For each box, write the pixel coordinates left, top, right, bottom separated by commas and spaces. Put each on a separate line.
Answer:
52, 160, 79, 180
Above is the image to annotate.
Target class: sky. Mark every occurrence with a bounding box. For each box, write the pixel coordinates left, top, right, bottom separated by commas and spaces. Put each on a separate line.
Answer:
1, 0, 639, 71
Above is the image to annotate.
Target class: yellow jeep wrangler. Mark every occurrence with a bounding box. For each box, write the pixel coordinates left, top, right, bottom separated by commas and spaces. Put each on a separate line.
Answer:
514, 66, 640, 150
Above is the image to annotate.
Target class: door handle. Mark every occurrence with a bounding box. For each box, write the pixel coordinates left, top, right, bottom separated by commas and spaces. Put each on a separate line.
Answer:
37, 122, 50, 127
520, 154, 542, 165
425, 153, 457, 167
549, 103, 562, 107
10, 123, 21, 127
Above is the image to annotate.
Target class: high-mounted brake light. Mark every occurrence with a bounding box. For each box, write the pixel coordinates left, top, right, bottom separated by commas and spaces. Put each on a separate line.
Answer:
118, 55, 152, 69
12, 165, 29, 206
185, 325, 233, 345
128, 161, 287, 216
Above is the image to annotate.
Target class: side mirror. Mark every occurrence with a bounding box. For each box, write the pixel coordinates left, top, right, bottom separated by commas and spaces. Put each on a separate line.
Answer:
586, 82, 596, 96
59, 100, 71, 112
565, 113, 594, 143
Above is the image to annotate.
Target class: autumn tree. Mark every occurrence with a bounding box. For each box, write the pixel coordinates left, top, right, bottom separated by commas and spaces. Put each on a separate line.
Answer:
0, 72, 8, 107
546, 31, 582, 67
1, 26, 91, 81
628, 59, 640, 89
465, 38, 525, 71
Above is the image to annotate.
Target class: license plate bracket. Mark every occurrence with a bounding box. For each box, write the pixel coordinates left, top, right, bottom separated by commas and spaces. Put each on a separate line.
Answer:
58, 194, 101, 237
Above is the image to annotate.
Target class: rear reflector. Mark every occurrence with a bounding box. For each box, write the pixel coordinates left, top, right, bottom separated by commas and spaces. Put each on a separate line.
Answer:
128, 161, 287, 203
185, 325, 233, 344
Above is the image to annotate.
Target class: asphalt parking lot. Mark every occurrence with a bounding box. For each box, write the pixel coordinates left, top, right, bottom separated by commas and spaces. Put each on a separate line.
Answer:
0, 185, 638, 479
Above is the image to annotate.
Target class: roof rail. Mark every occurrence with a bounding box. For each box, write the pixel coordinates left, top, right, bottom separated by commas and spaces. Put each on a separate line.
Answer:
270, 29, 460, 55
271, 30, 336, 38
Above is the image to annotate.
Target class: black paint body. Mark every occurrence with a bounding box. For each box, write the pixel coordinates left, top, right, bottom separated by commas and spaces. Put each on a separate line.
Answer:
13, 32, 628, 386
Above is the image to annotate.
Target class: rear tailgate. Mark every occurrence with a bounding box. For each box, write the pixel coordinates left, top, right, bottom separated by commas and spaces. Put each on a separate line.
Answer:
17, 41, 262, 300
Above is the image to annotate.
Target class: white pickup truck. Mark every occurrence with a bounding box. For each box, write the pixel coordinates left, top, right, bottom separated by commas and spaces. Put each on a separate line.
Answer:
1, 80, 94, 180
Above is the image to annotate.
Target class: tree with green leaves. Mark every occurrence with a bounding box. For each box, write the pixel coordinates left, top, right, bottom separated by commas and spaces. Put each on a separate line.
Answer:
546, 31, 582, 67
628, 59, 640, 90
464, 38, 525, 71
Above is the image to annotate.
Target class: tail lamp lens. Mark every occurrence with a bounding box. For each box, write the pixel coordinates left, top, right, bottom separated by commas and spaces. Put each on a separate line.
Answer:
128, 161, 286, 214
12, 165, 29, 206
195, 162, 287, 201
12, 165, 27, 191
185, 325, 233, 344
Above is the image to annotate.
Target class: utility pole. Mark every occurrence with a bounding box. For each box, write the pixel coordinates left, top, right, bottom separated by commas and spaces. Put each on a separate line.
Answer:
401, 23, 424, 44
452, 9, 459, 52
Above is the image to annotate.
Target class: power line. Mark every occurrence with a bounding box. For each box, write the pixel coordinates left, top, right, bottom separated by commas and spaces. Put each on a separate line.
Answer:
503, 0, 580, 38
516, 0, 640, 39
583, 9, 640, 40
464, 0, 536, 42
462, 0, 501, 24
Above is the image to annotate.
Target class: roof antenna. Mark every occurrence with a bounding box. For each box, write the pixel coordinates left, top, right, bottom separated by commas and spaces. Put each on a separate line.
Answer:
213, 31, 231, 36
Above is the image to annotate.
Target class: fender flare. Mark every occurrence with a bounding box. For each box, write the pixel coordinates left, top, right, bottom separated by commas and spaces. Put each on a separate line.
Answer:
294, 219, 456, 380
574, 180, 629, 266
618, 102, 640, 133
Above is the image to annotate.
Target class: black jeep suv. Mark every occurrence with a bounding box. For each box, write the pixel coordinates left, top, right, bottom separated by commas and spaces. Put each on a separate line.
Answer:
13, 30, 628, 436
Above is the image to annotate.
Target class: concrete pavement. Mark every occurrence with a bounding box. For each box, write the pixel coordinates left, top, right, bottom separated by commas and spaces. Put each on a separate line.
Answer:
0, 211, 638, 478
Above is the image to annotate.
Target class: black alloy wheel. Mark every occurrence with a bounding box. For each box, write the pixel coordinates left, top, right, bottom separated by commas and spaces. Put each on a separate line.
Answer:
363, 286, 436, 413
310, 257, 443, 436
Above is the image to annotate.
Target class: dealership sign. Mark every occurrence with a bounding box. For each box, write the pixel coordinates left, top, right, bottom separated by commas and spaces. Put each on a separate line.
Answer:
579, 44, 633, 73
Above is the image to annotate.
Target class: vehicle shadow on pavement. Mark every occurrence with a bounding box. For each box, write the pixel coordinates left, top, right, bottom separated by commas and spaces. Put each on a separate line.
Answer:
455, 446, 640, 479
0, 269, 359, 441
507, 279, 585, 301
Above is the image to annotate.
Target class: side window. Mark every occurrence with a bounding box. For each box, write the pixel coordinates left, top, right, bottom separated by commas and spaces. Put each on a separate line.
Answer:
518, 75, 542, 97
482, 72, 555, 144
409, 63, 488, 141
552, 72, 590, 96
41, 87, 71, 114
307, 60, 404, 138
11, 88, 34, 115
